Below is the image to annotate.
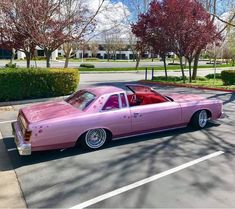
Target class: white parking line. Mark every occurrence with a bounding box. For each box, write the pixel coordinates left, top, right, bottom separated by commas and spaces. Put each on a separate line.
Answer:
70, 151, 224, 209
7, 148, 17, 152
0, 120, 16, 124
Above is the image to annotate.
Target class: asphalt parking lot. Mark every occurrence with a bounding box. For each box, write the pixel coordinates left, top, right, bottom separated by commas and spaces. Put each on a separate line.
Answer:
0, 83, 234, 208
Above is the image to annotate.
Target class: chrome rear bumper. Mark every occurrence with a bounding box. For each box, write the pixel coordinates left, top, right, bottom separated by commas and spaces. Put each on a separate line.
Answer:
11, 122, 31, 155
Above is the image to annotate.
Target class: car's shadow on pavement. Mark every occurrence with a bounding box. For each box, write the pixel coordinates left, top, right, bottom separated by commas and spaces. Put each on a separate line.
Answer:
3, 122, 226, 170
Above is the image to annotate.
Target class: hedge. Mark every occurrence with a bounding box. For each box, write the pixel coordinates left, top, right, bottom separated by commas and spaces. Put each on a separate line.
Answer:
80, 63, 95, 68
0, 68, 79, 102
221, 70, 235, 85
205, 73, 221, 79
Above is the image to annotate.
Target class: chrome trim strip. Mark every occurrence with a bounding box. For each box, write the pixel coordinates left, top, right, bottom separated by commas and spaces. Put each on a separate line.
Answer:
113, 125, 187, 141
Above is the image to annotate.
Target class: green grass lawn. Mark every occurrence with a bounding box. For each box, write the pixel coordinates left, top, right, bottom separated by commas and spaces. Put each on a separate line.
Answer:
79, 64, 234, 71
147, 76, 235, 90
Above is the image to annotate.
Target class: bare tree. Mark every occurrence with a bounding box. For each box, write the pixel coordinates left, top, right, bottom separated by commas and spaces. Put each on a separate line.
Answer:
62, 0, 105, 68
89, 41, 99, 58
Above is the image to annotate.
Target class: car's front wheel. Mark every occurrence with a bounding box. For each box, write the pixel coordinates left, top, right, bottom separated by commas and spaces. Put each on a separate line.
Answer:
191, 110, 208, 129
81, 128, 108, 150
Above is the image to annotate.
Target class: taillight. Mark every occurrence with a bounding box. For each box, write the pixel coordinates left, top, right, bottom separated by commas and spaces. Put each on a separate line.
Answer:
24, 130, 32, 142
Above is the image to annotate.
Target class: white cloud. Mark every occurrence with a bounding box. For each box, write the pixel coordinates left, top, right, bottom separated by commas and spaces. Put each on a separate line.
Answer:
86, 0, 131, 40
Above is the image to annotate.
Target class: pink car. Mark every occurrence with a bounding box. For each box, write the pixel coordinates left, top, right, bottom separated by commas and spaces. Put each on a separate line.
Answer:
12, 84, 224, 155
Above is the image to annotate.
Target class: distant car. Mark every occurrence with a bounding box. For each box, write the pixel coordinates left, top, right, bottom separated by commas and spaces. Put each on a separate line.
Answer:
12, 84, 224, 155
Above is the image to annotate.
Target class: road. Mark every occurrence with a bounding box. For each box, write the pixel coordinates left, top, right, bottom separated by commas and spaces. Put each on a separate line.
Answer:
0, 59, 210, 68
0, 78, 234, 208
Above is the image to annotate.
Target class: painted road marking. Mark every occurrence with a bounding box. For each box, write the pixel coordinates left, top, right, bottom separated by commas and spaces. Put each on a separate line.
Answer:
7, 148, 17, 152
70, 151, 224, 209
0, 120, 16, 124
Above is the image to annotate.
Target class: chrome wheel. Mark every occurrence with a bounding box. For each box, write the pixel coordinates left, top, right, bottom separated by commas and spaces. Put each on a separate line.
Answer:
198, 110, 208, 128
85, 128, 107, 149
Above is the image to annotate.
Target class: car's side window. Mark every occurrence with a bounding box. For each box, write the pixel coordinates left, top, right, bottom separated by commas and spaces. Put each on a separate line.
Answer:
120, 93, 127, 108
102, 94, 120, 111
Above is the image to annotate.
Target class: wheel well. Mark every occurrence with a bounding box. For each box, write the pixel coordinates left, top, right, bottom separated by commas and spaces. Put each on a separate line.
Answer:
191, 109, 212, 121
76, 128, 113, 146
205, 110, 212, 118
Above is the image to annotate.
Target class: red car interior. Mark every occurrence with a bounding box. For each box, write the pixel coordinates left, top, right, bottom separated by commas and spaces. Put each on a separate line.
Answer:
127, 93, 167, 106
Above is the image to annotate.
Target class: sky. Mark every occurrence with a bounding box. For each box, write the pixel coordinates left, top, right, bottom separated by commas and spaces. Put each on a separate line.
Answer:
87, 0, 131, 40
88, 0, 233, 41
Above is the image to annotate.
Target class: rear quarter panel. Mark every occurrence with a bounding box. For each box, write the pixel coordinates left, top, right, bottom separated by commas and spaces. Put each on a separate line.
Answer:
179, 99, 223, 123
29, 110, 131, 151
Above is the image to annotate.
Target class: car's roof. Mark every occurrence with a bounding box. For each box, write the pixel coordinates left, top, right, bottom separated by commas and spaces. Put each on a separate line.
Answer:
85, 86, 124, 96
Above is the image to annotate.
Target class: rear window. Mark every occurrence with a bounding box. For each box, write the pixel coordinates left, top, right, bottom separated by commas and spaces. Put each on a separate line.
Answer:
66, 90, 96, 110
102, 94, 120, 111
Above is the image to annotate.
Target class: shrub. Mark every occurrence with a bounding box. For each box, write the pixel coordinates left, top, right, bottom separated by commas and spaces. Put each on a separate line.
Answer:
221, 70, 235, 85
0, 68, 79, 102
33, 56, 46, 60
5, 63, 17, 68
80, 63, 95, 68
196, 76, 207, 81
205, 73, 221, 79
168, 63, 181, 66
153, 76, 187, 82
85, 58, 99, 61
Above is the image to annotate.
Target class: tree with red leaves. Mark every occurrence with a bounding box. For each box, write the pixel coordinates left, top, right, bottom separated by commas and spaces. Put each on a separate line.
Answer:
163, 0, 219, 82
132, 0, 219, 82
0, 0, 36, 68
0, 0, 104, 68
132, 1, 171, 79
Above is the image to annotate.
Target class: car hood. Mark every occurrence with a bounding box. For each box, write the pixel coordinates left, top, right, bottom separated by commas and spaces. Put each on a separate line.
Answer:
21, 101, 79, 123
165, 93, 205, 102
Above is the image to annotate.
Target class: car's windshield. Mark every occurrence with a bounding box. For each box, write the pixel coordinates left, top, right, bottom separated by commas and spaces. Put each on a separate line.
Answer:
65, 90, 96, 110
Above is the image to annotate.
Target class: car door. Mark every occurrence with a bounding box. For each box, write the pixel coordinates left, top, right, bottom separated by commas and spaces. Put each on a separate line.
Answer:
130, 101, 182, 133
98, 93, 132, 137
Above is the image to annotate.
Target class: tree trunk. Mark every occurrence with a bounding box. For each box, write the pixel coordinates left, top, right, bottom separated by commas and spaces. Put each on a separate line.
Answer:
179, 56, 186, 83
63, 45, 72, 68
10, 49, 16, 64
25, 52, 31, 68
188, 59, 192, 83
64, 50, 71, 68
192, 52, 200, 80
135, 53, 141, 71
163, 56, 168, 80
64, 54, 69, 68
213, 57, 217, 68
45, 51, 52, 68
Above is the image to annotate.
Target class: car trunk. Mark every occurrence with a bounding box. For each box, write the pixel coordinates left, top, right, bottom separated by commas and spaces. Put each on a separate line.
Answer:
20, 101, 79, 123
165, 94, 205, 103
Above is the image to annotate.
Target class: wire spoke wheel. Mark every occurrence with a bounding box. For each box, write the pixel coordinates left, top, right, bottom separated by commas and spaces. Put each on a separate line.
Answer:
199, 110, 208, 128
191, 109, 208, 129
85, 128, 107, 149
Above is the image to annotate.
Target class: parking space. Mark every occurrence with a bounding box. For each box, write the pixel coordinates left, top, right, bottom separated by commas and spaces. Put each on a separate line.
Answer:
0, 84, 234, 208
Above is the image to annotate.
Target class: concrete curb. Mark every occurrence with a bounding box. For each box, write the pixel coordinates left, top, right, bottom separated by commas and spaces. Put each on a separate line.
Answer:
0, 95, 70, 107
80, 71, 142, 74
0, 131, 27, 208
139, 80, 235, 93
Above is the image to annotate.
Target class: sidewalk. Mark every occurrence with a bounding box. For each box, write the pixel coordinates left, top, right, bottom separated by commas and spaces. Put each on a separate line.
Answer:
0, 132, 27, 208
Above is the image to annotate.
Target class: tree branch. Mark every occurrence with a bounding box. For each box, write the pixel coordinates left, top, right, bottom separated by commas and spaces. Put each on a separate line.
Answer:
211, 12, 235, 27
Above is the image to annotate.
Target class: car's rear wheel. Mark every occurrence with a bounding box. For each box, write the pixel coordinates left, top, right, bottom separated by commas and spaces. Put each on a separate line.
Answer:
81, 128, 108, 150
191, 110, 208, 129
